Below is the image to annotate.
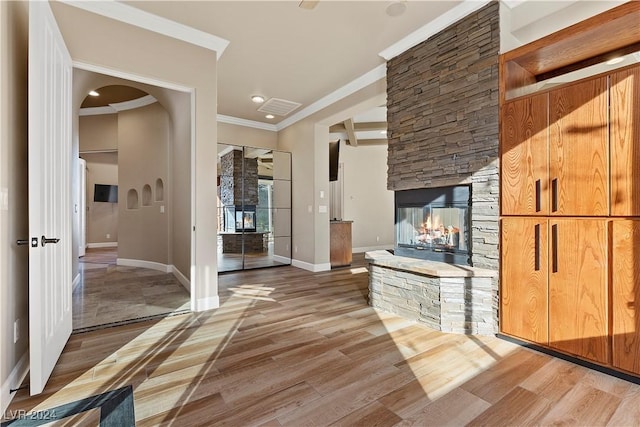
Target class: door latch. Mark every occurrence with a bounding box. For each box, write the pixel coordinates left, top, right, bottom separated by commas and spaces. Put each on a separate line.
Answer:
41, 236, 60, 246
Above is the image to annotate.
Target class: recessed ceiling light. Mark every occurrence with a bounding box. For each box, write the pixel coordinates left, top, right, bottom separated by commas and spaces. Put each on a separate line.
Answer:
265, 114, 275, 119
251, 95, 265, 103
386, 1, 406, 17
88, 90, 99, 97
606, 57, 625, 65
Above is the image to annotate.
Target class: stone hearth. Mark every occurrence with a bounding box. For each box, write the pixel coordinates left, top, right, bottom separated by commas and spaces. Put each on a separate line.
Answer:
366, 251, 498, 335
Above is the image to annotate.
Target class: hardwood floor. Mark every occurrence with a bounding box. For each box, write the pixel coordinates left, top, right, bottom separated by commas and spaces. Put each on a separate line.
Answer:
75, 248, 190, 331
6, 254, 640, 425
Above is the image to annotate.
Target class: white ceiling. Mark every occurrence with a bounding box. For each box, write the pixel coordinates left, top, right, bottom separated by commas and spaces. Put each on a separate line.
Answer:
121, 0, 471, 126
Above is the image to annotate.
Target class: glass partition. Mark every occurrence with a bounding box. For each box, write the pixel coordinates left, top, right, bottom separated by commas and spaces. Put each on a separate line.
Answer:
217, 144, 291, 272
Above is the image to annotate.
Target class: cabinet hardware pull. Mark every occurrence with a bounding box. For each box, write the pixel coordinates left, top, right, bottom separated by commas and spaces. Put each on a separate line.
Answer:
535, 179, 541, 212
534, 224, 540, 271
551, 223, 558, 273
552, 178, 558, 212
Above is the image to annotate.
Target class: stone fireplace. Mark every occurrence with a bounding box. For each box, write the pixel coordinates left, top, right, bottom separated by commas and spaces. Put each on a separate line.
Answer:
366, 2, 500, 335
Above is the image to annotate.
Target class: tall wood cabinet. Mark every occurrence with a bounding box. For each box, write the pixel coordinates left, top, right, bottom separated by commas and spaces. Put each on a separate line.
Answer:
500, 64, 640, 375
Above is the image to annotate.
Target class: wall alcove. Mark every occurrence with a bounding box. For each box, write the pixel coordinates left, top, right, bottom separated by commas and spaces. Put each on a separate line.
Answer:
142, 184, 152, 206
155, 178, 164, 202
127, 188, 139, 210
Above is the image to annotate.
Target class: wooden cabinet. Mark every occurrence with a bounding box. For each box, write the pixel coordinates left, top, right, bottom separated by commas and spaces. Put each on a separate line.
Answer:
330, 221, 352, 267
548, 219, 608, 364
611, 220, 640, 374
500, 218, 548, 344
501, 94, 549, 215
549, 77, 609, 216
610, 67, 640, 216
500, 65, 640, 375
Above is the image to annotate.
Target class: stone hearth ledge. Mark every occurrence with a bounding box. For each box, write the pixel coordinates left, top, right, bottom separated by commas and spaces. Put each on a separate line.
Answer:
364, 250, 497, 278
365, 250, 498, 335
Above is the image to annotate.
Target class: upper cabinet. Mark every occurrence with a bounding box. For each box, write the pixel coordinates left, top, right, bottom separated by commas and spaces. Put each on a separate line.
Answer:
501, 93, 549, 215
549, 77, 609, 216
611, 66, 640, 216
501, 66, 640, 217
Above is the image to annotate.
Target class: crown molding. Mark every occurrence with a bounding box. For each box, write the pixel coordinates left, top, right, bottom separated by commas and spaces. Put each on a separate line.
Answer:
79, 106, 117, 116
61, 0, 230, 59
110, 94, 157, 111
276, 64, 386, 131
217, 114, 278, 132
378, 0, 492, 61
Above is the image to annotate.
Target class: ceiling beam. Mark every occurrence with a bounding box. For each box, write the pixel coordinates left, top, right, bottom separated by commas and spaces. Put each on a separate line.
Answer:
345, 139, 388, 146
344, 118, 358, 147
329, 121, 387, 133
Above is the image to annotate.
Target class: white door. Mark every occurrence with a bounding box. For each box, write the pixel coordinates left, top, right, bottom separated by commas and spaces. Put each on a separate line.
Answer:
79, 158, 86, 257
28, 1, 73, 395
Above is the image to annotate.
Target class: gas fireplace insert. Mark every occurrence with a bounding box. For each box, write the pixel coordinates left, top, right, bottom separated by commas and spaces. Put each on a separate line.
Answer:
395, 185, 470, 265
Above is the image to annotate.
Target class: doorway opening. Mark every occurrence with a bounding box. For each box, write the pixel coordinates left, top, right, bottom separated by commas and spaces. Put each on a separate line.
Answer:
74, 78, 192, 332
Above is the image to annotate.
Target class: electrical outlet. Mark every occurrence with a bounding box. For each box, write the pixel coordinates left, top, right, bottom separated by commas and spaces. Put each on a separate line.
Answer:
14, 319, 20, 343
376, 236, 380, 242
106, 233, 111, 239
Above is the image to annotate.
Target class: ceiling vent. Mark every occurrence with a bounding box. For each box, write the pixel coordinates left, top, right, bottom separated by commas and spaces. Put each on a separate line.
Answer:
258, 98, 302, 116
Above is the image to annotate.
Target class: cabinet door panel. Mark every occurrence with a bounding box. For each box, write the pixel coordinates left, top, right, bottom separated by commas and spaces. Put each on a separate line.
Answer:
550, 78, 609, 216
549, 219, 608, 363
501, 94, 549, 215
501, 218, 548, 344
612, 220, 640, 374
611, 66, 640, 216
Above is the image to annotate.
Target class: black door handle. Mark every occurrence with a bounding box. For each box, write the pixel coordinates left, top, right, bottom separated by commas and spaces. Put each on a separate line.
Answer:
41, 236, 60, 246
16, 239, 28, 246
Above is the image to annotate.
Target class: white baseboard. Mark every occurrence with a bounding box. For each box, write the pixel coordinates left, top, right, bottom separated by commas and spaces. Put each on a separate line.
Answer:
87, 242, 118, 248
117, 258, 171, 273
272, 255, 292, 264
291, 259, 331, 272
352, 245, 393, 254
1, 352, 29, 416
171, 266, 190, 292
194, 295, 219, 312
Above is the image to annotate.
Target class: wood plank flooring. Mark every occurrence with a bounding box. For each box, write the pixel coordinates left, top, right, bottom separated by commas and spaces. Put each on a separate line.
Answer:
5, 254, 640, 426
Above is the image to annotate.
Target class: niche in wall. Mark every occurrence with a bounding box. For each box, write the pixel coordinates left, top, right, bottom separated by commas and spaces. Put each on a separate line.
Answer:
142, 184, 152, 206
155, 178, 164, 201
127, 188, 139, 210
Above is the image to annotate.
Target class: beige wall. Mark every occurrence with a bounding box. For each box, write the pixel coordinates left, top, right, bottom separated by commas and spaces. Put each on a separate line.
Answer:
53, 2, 219, 310
163, 90, 191, 279
0, 0, 29, 413
339, 141, 394, 252
277, 80, 386, 269
118, 103, 170, 264
218, 122, 277, 150
78, 114, 118, 152
81, 152, 118, 245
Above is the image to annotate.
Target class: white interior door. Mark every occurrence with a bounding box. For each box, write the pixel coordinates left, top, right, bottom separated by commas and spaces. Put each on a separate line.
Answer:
28, 1, 73, 395
79, 158, 86, 257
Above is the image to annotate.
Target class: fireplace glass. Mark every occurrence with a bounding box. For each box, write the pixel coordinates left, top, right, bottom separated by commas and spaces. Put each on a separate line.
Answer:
395, 185, 470, 264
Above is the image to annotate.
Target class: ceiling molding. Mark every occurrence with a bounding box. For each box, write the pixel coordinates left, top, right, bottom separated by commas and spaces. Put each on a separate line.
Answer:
502, 0, 528, 9
110, 95, 157, 112
79, 106, 117, 116
73, 61, 195, 93
217, 114, 278, 132
378, 0, 492, 61
276, 63, 386, 131
61, 0, 230, 59
79, 95, 158, 116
